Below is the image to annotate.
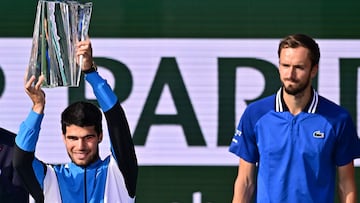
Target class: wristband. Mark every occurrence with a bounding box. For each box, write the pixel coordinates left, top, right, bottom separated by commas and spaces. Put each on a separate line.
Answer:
82, 61, 97, 74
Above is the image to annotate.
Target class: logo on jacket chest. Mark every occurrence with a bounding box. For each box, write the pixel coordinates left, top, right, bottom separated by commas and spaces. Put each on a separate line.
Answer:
313, 130, 325, 139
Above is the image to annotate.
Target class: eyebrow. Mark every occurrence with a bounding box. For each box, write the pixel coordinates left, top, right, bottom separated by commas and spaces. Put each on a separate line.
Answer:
66, 134, 96, 139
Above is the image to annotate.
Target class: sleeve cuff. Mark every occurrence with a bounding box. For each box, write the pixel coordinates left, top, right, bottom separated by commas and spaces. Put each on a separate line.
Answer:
15, 110, 44, 152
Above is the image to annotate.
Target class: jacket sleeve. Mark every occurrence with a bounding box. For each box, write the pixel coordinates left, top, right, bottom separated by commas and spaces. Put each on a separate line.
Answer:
13, 110, 46, 203
85, 72, 138, 198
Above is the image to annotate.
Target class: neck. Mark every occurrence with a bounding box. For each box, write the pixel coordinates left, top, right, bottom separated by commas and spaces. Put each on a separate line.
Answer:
283, 87, 312, 115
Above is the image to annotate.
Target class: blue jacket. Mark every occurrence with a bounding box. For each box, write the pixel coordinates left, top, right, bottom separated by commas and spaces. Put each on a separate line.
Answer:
13, 72, 138, 203
229, 88, 360, 203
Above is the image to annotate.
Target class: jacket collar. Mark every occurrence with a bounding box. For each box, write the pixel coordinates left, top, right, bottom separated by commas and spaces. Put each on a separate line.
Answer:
275, 87, 318, 113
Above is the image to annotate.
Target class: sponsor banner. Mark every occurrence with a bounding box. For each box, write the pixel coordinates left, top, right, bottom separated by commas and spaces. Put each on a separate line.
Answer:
0, 38, 359, 166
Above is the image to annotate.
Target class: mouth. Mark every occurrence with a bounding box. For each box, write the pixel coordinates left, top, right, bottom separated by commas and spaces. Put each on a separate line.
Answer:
73, 152, 88, 160
284, 80, 299, 87
284, 78, 298, 83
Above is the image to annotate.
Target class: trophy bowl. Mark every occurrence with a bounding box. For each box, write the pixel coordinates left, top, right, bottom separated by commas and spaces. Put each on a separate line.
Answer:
27, 0, 92, 88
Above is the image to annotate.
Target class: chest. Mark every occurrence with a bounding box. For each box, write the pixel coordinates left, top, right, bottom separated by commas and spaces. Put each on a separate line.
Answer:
254, 113, 336, 158
55, 164, 108, 202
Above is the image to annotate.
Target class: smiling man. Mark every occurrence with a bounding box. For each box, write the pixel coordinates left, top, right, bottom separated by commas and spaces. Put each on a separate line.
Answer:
13, 39, 138, 203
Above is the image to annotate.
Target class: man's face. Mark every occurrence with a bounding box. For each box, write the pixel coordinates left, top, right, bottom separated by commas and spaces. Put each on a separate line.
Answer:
279, 46, 317, 96
63, 125, 102, 166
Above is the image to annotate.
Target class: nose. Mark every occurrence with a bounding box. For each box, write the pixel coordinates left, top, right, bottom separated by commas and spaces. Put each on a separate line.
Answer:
286, 66, 296, 79
77, 138, 86, 149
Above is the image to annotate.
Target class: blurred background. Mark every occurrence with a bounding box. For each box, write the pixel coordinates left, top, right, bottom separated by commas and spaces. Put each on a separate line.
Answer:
1, 0, 360, 202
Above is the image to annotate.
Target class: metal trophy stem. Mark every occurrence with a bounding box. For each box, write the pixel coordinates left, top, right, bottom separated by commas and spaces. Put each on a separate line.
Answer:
27, 0, 92, 88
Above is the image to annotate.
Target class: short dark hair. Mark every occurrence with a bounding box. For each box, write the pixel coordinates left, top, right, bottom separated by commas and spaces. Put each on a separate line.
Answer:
278, 34, 320, 67
61, 101, 102, 135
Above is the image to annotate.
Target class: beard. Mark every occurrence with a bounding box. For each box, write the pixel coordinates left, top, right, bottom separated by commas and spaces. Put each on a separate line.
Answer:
283, 83, 308, 95
282, 76, 311, 96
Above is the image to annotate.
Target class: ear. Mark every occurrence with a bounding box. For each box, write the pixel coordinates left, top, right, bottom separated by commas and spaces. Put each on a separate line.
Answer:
311, 64, 318, 79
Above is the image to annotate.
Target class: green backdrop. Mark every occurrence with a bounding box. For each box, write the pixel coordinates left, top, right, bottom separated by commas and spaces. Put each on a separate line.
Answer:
2, 0, 360, 39
1, 0, 360, 202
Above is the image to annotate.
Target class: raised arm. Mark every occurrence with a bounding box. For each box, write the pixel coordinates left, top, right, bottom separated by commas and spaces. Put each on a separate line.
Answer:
104, 101, 138, 198
85, 71, 138, 198
77, 39, 138, 198
13, 75, 47, 202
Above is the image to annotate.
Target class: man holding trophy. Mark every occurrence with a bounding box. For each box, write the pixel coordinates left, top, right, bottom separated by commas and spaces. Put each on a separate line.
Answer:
13, 1, 140, 201
13, 1, 137, 202
13, 38, 138, 202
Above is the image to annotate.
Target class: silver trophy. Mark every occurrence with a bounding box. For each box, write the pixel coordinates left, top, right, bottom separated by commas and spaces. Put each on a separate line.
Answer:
27, 0, 92, 88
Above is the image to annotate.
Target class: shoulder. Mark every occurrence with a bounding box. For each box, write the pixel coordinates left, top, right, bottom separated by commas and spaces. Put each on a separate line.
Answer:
316, 96, 354, 124
245, 94, 276, 115
317, 96, 351, 117
238, 94, 276, 127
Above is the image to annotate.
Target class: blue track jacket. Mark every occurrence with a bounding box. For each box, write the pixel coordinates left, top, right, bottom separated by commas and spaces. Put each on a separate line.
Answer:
13, 72, 138, 203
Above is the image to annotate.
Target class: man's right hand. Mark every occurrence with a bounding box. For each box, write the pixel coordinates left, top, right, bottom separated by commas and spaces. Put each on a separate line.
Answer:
25, 75, 46, 114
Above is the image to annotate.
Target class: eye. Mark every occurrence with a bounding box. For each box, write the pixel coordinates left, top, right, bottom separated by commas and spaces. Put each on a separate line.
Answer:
67, 136, 78, 141
280, 63, 290, 68
84, 134, 96, 141
294, 65, 305, 70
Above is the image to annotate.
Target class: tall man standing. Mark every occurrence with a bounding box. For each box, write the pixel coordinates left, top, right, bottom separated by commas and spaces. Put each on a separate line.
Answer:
229, 34, 360, 203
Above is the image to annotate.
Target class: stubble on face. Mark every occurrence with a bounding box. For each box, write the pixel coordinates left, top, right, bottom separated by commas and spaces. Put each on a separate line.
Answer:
68, 145, 100, 167
64, 125, 101, 167
279, 47, 314, 97
282, 73, 311, 96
